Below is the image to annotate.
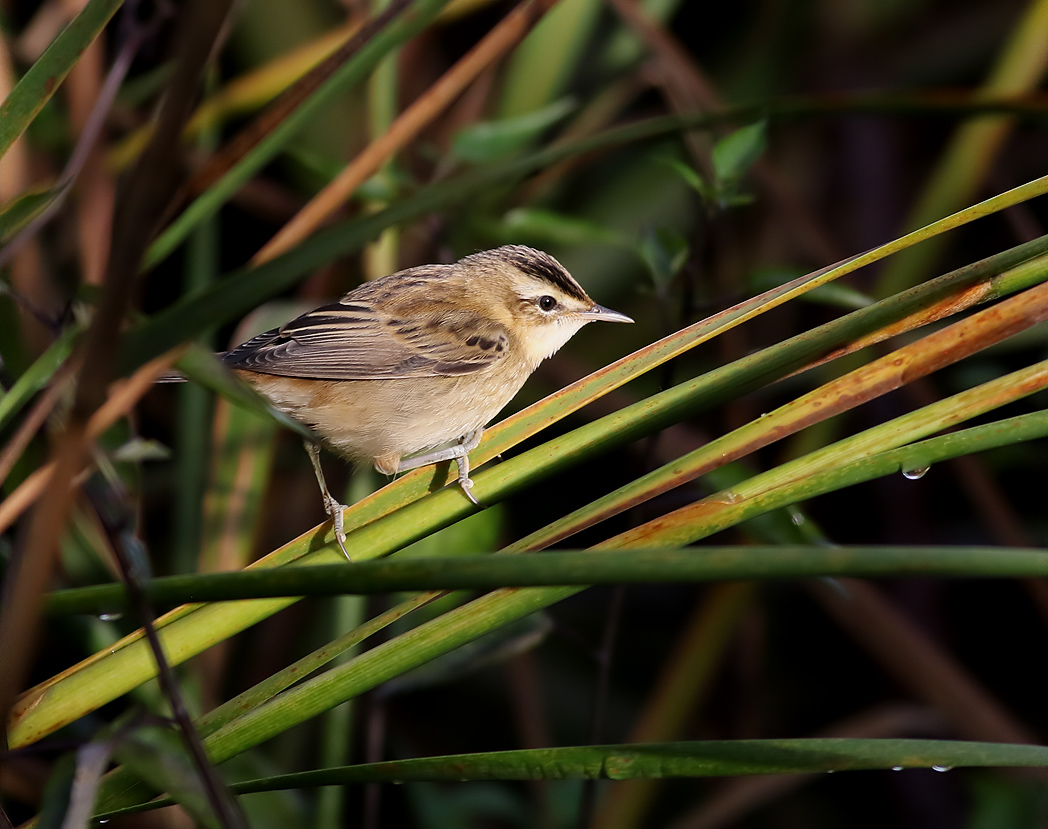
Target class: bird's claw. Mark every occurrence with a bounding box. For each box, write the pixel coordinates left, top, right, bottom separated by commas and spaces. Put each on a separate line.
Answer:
334, 524, 349, 560
460, 476, 481, 507
324, 494, 351, 560
453, 450, 484, 508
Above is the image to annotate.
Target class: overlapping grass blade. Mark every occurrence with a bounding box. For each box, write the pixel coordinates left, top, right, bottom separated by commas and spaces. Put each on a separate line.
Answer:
59, 362, 1039, 817
13, 206, 1048, 751
510, 251, 1048, 550
183, 365, 1048, 766
0, 0, 124, 161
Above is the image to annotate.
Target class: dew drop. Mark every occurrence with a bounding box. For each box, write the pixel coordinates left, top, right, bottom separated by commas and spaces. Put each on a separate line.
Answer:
901, 465, 929, 480
790, 512, 805, 526
891, 766, 904, 772
931, 765, 951, 772
98, 613, 123, 622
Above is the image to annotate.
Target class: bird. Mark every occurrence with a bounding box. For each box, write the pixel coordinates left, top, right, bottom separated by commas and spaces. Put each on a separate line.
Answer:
216, 244, 633, 557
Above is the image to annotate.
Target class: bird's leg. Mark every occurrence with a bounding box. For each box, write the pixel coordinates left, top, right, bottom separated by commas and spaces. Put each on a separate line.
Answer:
395, 429, 484, 506
305, 441, 350, 559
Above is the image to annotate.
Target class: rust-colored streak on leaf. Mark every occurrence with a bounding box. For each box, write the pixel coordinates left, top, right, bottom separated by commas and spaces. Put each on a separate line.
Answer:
182, 0, 411, 200
799, 280, 997, 376
602, 498, 728, 550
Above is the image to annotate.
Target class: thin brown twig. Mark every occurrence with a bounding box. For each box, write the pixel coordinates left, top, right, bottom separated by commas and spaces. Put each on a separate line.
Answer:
252, 0, 553, 265
578, 585, 625, 829
0, 424, 90, 753
505, 652, 554, 828
85, 472, 246, 828
178, 0, 413, 203
0, 29, 58, 349
11, 0, 240, 813
0, 349, 184, 537
0, 372, 70, 487
808, 578, 1043, 760
593, 583, 757, 829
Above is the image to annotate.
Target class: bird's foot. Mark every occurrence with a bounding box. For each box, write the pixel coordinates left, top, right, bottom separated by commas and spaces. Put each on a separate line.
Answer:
396, 429, 486, 507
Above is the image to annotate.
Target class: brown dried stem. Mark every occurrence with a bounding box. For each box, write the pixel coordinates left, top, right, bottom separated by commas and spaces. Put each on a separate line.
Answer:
252, 0, 553, 265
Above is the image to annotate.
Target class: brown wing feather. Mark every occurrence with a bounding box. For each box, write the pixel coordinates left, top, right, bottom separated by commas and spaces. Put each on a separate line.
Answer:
221, 296, 510, 380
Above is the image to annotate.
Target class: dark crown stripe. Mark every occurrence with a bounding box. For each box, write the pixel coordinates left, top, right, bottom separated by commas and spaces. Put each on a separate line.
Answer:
480, 245, 588, 302
507, 249, 587, 301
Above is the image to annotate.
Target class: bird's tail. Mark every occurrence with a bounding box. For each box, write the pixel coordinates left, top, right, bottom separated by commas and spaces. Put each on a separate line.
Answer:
156, 351, 230, 383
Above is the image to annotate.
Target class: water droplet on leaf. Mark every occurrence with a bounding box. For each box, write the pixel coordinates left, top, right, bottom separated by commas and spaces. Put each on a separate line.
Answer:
901, 465, 929, 480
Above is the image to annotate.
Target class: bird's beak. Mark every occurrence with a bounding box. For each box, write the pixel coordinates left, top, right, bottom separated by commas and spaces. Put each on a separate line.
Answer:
579, 303, 634, 324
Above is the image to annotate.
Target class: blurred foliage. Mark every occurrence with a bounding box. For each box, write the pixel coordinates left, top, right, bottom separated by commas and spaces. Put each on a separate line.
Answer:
3, 0, 1048, 827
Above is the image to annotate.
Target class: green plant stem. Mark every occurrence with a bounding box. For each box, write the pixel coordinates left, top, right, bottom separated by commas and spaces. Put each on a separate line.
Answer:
315, 594, 365, 829
99, 737, 1048, 814
610, 363, 1048, 549
0, 325, 80, 432
40, 542, 1048, 612
174, 81, 220, 571
78, 590, 439, 817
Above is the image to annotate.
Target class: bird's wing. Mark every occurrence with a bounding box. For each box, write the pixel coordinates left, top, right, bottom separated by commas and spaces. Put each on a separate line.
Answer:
221, 300, 511, 379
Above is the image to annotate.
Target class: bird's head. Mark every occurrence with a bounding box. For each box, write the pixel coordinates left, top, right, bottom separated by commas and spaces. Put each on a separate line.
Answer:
460, 245, 633, 365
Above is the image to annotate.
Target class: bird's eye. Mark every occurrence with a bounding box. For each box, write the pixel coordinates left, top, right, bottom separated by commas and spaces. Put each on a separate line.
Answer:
538, 295, 557, 311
